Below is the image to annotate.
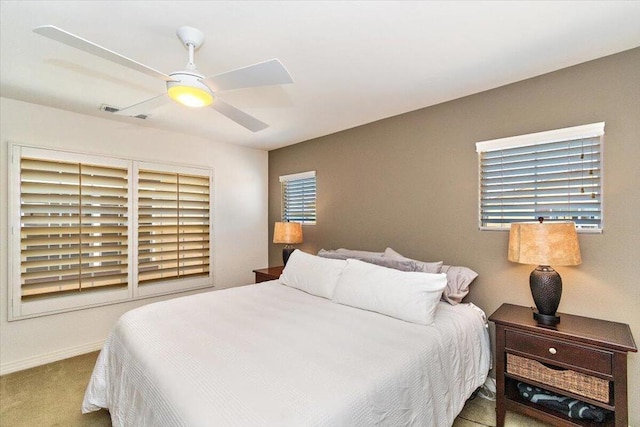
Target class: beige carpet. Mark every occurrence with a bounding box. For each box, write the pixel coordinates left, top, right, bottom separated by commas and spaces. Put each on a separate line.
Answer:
0, 352, 110, 427
1, 352, 550, 426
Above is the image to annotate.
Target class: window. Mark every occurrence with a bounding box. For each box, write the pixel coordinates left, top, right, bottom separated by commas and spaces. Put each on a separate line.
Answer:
9, 145, 213, 319
476, 122, 603, 232
18, 157, 129, 300
137, 167, 210, 287
280, 171, 316, 225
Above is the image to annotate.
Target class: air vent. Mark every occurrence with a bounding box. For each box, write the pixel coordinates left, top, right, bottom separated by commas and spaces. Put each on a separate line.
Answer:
100, 104, 148, 120
100, 104, 119, 113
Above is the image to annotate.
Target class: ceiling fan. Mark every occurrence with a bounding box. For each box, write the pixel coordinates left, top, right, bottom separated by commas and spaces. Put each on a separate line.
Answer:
33, 25, 294, 132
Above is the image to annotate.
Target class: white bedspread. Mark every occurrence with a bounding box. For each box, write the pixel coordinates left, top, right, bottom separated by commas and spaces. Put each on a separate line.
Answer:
83, 281, 490, 426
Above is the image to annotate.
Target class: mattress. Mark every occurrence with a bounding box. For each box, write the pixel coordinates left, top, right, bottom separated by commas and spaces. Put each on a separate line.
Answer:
83, 280, 490, 426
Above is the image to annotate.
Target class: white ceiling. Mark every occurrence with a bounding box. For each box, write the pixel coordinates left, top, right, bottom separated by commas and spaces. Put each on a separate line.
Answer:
2, 1, 639, 151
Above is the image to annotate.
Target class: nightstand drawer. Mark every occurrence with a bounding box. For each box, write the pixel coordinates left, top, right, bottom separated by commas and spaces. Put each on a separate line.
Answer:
506, 330, 612, 375
507, 354, 610, 403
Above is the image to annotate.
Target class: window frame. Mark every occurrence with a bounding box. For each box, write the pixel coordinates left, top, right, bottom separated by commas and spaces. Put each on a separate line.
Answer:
280, 170, 317, 225
9, 144, 214, 320
475, 122, 604, 233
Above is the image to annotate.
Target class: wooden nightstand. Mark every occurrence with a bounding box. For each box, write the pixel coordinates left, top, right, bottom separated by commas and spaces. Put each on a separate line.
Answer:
489, 303, 636, 427
252, 266, 284, 283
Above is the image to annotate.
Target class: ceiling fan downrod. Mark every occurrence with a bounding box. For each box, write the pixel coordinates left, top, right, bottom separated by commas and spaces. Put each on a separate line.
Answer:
176, 26, 204, 71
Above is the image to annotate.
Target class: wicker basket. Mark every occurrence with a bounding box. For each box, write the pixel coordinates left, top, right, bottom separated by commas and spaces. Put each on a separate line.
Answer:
507, 354, 609, 403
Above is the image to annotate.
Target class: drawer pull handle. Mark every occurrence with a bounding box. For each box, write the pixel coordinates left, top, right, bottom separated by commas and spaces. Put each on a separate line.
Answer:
548, 347, 557, 355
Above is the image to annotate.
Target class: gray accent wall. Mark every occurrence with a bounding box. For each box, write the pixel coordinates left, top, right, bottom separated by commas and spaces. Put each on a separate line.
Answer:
269, 48, 640, 424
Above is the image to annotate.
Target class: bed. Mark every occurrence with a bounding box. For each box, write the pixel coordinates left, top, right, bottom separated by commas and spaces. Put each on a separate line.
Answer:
82, 250, 491, 427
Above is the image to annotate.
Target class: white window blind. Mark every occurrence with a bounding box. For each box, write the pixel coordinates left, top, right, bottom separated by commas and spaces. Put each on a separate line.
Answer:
19, 157, 129, 300
138, 169, 210, 284
476, 122, 604, 232
280, 171, 316, 225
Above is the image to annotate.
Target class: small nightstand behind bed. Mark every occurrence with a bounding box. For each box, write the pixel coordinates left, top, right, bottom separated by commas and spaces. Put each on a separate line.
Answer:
253, 266, 284, 283
490, 303, 637, 427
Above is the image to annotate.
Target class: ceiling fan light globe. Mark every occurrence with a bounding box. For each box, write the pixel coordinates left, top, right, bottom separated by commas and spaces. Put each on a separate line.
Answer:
167, 71, 213, 108
168, 85, 213, 108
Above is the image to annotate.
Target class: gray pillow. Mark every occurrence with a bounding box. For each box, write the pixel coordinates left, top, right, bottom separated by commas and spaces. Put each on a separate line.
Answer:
358, 256, 417, 272
440, 265, 478, 305
335, 248, 385, 258
318, 249, 415, 271
317, 249, 350, 260
383, 247, 443, 274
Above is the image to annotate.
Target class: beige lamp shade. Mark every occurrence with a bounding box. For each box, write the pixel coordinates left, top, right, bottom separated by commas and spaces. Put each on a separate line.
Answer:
508, 221, 581, 266
273, 222, 303, 244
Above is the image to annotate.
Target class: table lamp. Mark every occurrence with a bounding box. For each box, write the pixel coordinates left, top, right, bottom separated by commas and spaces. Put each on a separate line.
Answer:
508, 218, 581, 326
273, 221, 303, 265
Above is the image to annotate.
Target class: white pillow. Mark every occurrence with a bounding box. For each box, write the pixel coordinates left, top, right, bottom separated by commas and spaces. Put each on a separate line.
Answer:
332, 259, 447, 325
279, 250, 347, 299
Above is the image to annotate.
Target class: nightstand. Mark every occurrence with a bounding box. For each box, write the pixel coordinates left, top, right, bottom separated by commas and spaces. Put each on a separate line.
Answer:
252, 266, 284, 283
489, 303, 636, 427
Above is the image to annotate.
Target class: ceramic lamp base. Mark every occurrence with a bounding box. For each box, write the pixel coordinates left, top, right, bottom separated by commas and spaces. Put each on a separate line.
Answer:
530, 266, 562, 326
533, 311, 561, 326
282, 247, 296, 266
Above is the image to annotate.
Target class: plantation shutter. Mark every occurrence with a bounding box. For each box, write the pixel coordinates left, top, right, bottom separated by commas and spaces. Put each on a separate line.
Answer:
476, 122, 604, 232
138, 169, 210, 284
20, 158, 128, 300
280, 171, 316, 224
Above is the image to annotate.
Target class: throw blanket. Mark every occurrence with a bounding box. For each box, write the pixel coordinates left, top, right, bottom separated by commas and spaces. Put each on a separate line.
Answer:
517, 382, 607, 422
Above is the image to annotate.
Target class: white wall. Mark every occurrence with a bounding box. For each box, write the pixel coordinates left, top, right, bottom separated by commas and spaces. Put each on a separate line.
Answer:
0, 97, 269, 374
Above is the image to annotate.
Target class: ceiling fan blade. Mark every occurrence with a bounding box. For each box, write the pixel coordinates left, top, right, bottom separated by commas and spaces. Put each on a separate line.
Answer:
202, 59, 293, 92
113, 94, 170, 117
33, 25, 175, 82
212, 99, 268, 132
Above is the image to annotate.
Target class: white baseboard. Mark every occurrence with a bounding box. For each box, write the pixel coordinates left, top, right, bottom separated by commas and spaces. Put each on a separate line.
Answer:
0, 339, 104, 376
